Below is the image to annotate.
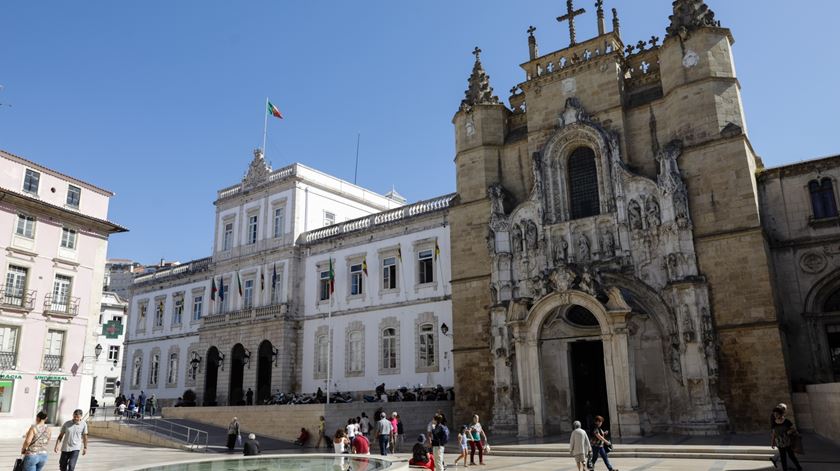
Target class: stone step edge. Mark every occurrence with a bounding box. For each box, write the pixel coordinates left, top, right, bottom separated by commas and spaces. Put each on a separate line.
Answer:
490, 451, 775, 461
491, 445, 771, 453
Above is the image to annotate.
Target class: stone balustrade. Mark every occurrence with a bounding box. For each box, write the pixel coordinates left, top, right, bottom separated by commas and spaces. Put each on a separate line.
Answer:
201, 302, 289, 327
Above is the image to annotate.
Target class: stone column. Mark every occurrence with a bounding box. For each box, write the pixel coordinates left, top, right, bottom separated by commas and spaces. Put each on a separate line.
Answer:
606, 310, 641, 437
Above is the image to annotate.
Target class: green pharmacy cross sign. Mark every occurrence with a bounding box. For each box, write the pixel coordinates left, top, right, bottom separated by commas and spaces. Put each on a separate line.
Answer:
102, 319, 124, 339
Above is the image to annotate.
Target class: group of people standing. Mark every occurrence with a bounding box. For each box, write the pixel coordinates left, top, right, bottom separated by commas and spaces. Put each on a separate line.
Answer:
113, 391, 156, 418
18, 409, 89, 471
410, 412, 489, 471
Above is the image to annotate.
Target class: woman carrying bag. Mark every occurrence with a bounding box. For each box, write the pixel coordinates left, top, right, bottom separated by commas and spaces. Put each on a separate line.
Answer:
18, 411, 52, 471
468, 414, 489, 465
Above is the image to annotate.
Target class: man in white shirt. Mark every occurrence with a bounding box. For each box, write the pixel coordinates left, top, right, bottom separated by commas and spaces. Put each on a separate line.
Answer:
375, 412, 392, 456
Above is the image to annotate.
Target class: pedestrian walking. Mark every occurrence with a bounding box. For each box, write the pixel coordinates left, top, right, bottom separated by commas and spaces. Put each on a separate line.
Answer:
138, 390, 146, 417
346, 418, 358, 441
246, 388, 254, 406
430, 414, 449, 471
148, 395, 156, 417
375, 412, 393, 456
589, 415, 618, 471
315, 416, 328, 449
468, 414, 488, 466
243, 433, 261, 456
20, 411, 51, 471
360, 412, 371, 437
226, 417, 240, 452
396, 413, 405, 453
771, 406, 803, 471
569, 421, 592, 471
453, 425, 469, 467
53, 409, 88, 471
389, 412, 399, 453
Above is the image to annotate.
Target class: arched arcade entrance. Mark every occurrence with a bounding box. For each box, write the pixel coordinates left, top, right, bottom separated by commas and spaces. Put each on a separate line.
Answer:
257, 340, 274, 404
204, 346, 221, 406
229, 343, 247, 406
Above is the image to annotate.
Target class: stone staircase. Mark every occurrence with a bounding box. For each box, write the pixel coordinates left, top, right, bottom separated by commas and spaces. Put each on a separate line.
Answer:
489, 443, 776, 462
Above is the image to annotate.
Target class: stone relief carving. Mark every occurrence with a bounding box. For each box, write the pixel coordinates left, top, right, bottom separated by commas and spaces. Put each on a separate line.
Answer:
488, 184, 506, 216
577, 234, 591, 262
243, 148, 272, 189
645, 196, 661, 227
800, 251, 828, 274
512, 225, 523, 254
525, 220, 539, 251
628, 199, 643, 231
549, 266, 576, 292
680, 304, 696, 342
601, 229, 616, 258
487, 228, 496, 255
552, 234, 569, 266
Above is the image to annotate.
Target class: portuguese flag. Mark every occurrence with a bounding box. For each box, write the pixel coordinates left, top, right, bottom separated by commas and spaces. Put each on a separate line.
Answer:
267, 101, 283, 119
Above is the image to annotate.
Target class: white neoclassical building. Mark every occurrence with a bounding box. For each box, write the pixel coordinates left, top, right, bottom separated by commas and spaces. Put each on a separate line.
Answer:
123, 150, 453, 407
91, 291, 128, 407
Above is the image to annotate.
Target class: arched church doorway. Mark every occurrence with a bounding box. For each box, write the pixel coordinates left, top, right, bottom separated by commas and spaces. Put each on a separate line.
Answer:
204, 346, 220, 406
257, 340, 274, 404
229, 344, 247, 405
539, 303, 611, 434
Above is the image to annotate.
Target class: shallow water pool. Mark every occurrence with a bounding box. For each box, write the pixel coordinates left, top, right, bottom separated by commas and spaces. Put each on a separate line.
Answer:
133, 455, 394, 471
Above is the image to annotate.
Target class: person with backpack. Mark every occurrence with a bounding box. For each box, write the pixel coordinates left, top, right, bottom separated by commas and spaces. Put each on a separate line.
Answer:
430, 413, 449, 471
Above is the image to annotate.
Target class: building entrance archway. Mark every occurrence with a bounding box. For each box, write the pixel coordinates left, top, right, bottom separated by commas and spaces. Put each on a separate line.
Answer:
204, 347, 220, 406
229, 344, 246, 406
570, 339, 609, 431
257, 340, 274, 404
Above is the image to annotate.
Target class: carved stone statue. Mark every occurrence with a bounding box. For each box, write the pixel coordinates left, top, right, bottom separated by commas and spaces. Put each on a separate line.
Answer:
525, 220, 539, 251
674, 187, 689, 223
488, 184, 506, 216
553, 235, 569, 265
550, 266, 575, 292
577, 234, 591, 262
487, 228, 496, 254
646, 197, 661, 227
512, 225, 523, 253
578, 267, 597, 295
601, 229, 616, 257
681, 304, 696, 342
669, 334, 683, 379
628, 199, 643, 230
666, 253, 683, 280
489, 284, 498, 304
243, 148, 272, 189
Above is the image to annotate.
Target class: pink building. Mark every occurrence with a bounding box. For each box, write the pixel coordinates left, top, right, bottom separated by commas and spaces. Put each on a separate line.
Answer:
0, 150, 125, 437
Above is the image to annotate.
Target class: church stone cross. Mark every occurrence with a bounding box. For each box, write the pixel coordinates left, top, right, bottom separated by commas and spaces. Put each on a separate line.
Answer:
527, 25, 537, 37
472, 46, 482, 61
556, 0, 587, 46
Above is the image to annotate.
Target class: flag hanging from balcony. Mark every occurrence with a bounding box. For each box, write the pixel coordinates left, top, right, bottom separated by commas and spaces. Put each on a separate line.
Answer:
362, 258, 368, 277
211, 278, 217, 301
218, 279, 225, 302
271, 264, 277, 288
435, 240, 441, 260
237, 271, 243, 296
328, 258, 335, 294
260, 270, 265, 291
397, 247, 402, 262
267, 100, 283, 119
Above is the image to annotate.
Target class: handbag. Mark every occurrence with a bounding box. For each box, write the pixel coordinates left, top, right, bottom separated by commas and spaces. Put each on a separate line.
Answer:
13, 457, 24, 471
483, 443, 491, 454
605, 442, 613, 452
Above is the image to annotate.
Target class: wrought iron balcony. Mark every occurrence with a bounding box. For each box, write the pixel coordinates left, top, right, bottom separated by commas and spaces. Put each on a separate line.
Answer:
0, 351, 17, 370
0, 289, 36, 311
43, 293, 80, 317
42, 354, 62, 372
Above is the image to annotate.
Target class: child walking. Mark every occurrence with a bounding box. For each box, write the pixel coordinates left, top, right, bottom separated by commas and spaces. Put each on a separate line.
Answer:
453, 425, 469, 467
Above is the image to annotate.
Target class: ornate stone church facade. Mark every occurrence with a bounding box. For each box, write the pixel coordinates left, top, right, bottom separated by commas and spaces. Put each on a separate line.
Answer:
450, 0, 791, 436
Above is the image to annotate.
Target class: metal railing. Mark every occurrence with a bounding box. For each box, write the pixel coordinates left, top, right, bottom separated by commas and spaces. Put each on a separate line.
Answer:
43, 294, 80, 317
0, 289, 36, 310
94, 407, 208, 452
42, 354, 62, 371
0, 351, 16, 370
203, 302, 288, 327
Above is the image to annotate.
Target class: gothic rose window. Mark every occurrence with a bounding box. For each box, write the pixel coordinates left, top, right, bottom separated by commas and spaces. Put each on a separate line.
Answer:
568, 147, 600, 219
809, 178, 838, 220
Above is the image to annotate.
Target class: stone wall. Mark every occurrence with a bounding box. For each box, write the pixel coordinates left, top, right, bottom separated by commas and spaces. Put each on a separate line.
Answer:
805, 383, 840, 445
162, 401, 453, 443
88, 420, 192, 451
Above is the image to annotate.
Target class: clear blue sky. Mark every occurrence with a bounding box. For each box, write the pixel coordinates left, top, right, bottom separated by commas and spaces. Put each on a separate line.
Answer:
1, 1, 837, 264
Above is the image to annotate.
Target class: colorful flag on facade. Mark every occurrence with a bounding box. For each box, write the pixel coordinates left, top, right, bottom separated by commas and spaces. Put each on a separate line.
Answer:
267, 101, 283, 119
272, 263, 277, 287
435, 240, 441, 260
219, 279, 225, 302
260, 270, 265, 291
362, 258, 368, 277
211, 278, 217, 301
328, 258, 335, 294
397, 247, 402, 262
237, 271, 243, 296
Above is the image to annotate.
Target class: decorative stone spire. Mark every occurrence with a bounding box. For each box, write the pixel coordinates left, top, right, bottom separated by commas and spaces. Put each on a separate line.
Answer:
527, 26, 538, 60
460, 47, 500, 111
595, 0, 606, 36
243, 148, 272, 188
611, 8, 621, 39
666, 0, 720, 38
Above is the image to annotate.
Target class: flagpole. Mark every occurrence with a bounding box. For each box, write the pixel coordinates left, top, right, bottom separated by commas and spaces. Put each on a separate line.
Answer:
262, 97, 269, 155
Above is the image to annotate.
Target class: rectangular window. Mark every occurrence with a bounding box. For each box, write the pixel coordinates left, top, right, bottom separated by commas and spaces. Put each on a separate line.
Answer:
221, 281, 229, 313
272, 269, 282, 303
154, 300, 164, 327
222, 222, 233, 251
349, 331, 363, 373
350, 263, 364, 296
60, 227, 77, 249
418, 250, 434, 284
273, 207, 285, 238
383, 257, 397, 290
51, 275, 72, 312
382, 328, 397, 370
16, 214, 35, 238
104, 377, 118, 396
323, 211, 335, 226
247, 215, 258, 245
0, 326, 19, 370
0, 379, 14, 412
43, 329, 64, 371
315, 335, 328, 376
112, 315, 123, 325
168, 353, 178, 384
173, 298, 184, 325
138, 303, 147, 328
108, 345, 120, 361
66, 185, 81, 208
243, 279, 254, 309
23, 169, 40, 194
419, 324, 436, 368
192, 296, 203, 320
4, 265, 28, 307
319, 270, 331, 301
150, 354, 160, 386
